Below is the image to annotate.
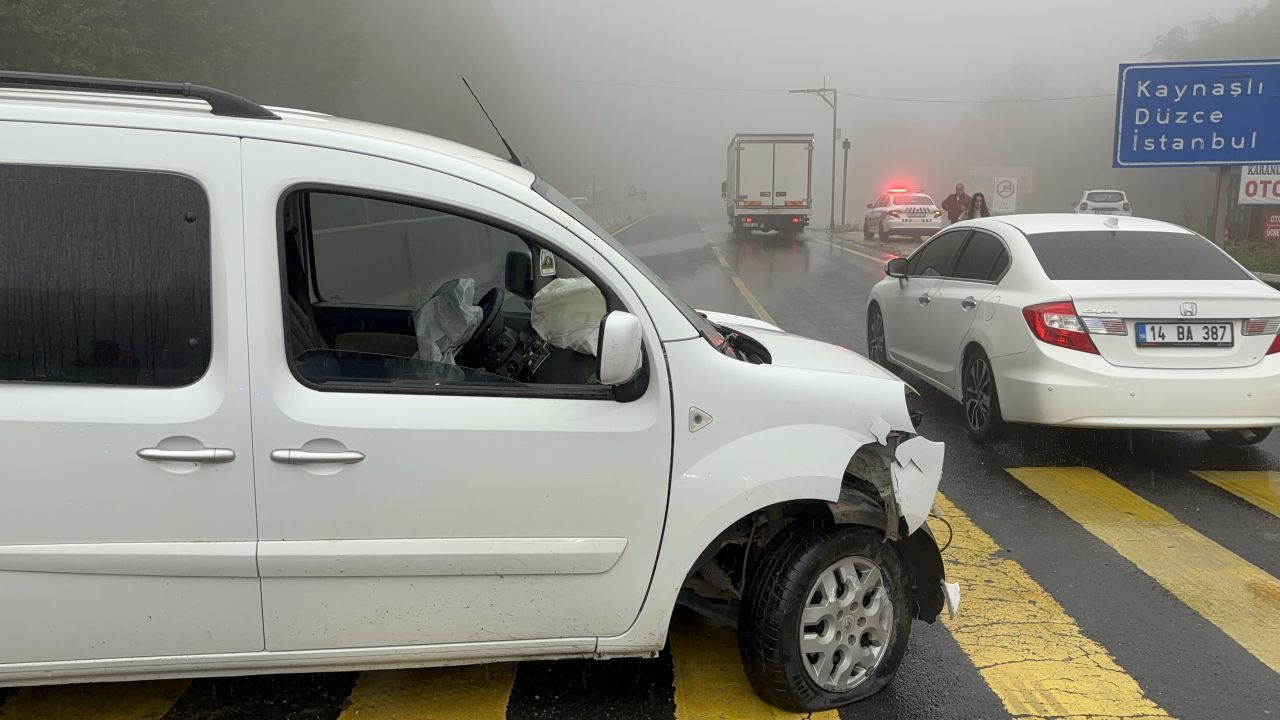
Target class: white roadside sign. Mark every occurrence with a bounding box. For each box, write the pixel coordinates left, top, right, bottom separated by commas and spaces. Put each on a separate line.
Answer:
1239, 164, 1280, 205
992, 176, 1018, 214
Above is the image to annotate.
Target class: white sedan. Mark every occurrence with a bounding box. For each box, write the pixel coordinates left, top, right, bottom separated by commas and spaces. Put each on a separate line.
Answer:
866, 214, 1280, 444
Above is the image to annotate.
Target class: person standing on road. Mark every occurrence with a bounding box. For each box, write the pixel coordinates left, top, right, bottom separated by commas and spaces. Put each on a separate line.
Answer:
962, 192, 991, 220
941, 183, 971, 224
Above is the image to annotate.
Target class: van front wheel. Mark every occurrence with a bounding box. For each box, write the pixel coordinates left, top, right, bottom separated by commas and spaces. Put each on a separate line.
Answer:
738, 526, 911, 711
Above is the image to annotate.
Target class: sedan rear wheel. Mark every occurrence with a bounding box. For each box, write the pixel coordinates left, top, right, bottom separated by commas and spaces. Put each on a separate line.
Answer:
962, 348, 1004, 443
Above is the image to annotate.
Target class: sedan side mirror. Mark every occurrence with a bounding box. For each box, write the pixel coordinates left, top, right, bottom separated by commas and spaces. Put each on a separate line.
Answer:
885, 257, 908, 278
598, 311, 644, 388
866, 202, 874, 209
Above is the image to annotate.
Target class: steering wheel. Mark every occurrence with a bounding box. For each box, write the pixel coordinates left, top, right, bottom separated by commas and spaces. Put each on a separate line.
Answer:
457, 287, 505, 367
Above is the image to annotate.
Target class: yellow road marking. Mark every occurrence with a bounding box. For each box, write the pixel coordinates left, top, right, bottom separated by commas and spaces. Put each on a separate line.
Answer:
694, 219, 780, 327
612, 213, 651, 235
669, 611, 839, 720
1010, 467, 1280, 674
1193, 470, 1280, 518
729, 277, 778, 327
807, 236, 893, 264
929, 494, 1169, 719
337, 665, 516, 720
0, 680, 188, 720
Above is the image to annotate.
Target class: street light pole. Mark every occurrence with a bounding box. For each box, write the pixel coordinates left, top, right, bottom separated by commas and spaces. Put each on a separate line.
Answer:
841, 138, 851, 227
790, 82, 838, 232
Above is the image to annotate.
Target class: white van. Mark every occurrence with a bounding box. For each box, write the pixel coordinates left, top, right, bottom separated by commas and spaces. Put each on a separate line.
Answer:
0, 72, 953, 712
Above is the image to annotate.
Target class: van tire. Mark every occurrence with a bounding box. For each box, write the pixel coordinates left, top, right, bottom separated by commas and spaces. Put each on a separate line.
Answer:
739, 525, 912, 712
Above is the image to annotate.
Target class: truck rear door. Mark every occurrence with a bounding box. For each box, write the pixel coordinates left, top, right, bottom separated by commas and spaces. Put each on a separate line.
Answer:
737, 141, 773, 208
772, 141, 812, 210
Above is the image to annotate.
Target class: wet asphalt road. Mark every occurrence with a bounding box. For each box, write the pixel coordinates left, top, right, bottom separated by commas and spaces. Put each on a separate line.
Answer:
623, 213, 1280, 719
2, 213, 1277, 720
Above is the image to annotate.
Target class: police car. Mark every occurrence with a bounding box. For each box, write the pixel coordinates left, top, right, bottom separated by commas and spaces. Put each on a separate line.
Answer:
863, 188, 943, 240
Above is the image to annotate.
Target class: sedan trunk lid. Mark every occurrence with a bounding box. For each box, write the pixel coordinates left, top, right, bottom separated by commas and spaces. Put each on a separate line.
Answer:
1061, 280, 1280, 369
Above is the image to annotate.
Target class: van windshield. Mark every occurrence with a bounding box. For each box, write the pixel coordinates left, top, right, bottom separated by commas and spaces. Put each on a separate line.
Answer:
532, 178, 728, 348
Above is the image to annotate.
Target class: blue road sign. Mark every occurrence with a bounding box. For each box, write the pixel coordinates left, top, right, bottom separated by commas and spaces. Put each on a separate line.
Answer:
1113, 59, 1280, 168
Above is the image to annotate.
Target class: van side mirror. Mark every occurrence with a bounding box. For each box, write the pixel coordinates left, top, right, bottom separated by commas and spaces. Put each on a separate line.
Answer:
598, 311, 644, 388
721, 180, 728, 200
885, 257, 908, 278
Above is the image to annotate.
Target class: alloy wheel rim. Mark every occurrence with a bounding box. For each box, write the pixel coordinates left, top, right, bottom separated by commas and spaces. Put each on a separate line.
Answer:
798, 556, 893, 693
869, 313, 886, 365
964, 357, 991, 430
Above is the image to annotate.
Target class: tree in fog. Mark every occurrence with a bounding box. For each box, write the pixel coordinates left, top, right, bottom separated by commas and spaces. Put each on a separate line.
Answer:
0, 0, 362, 113
1150, 0, 1280, 60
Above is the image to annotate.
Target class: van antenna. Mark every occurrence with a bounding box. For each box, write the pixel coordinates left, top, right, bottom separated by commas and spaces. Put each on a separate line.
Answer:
461, 77, 522, 168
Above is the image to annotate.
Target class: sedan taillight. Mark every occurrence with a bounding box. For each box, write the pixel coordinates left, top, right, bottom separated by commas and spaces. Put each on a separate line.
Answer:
1243, 317, 1280, 355
1079, 202, 1088, 211
1122, 202, 1131, 211
1023, 301, 1098, 354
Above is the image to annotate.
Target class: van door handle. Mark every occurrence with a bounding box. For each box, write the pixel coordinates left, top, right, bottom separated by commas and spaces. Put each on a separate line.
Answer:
917, 294, 932, 305
961, 296, 978, 310
270, 449, 366, 465
137, 447, 236, 464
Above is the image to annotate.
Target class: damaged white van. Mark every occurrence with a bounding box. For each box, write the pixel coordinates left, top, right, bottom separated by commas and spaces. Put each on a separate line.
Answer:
0, 72, 954, 712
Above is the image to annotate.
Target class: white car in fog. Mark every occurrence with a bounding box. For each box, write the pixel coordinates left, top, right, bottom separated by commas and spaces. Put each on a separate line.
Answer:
1073, 189, 1132, 216
864, 189, 943, 241
866, 214, 1280, 444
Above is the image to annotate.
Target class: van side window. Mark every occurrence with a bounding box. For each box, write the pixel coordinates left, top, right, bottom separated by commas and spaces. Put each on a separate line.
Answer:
281, 190, 615, 396
0, 164, 211, 387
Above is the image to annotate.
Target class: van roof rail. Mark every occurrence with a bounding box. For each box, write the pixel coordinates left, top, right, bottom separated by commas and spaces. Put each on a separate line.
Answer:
0, 70, 280, 120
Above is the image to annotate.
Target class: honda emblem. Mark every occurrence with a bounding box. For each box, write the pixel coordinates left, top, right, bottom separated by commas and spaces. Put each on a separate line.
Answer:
1179, 302, 1198, 317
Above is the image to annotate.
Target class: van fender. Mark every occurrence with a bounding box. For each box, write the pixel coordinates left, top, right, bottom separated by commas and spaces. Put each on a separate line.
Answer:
598, 424, 878, 653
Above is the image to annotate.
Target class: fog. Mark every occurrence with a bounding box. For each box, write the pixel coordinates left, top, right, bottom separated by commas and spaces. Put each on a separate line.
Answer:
325, 0, 1264, 230
8, 0, 1267, 230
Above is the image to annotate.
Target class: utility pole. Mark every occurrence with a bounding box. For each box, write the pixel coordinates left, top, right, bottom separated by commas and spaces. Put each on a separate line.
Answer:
790, 80, 838, 232
841, 138, 851, 228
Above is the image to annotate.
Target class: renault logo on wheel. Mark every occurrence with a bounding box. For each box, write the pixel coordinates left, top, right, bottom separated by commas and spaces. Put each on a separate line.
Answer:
1180, 302, 1198, 317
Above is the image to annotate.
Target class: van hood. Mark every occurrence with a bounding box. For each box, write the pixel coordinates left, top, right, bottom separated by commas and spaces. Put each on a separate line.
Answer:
700, 310, 901, 383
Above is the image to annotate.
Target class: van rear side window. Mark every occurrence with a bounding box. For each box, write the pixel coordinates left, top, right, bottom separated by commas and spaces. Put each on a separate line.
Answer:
0, 165, 211, 386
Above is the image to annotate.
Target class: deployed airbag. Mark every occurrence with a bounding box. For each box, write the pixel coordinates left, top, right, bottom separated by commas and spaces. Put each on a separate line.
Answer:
531, 277, 606, 356
412, 278, 482, 365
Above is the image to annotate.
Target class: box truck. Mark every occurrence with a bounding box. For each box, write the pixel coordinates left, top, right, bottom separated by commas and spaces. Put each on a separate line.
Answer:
722, 133, 814, 238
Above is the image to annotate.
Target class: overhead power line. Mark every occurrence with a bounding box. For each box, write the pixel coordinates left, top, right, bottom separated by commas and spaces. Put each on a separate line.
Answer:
549, 76, 1114, 104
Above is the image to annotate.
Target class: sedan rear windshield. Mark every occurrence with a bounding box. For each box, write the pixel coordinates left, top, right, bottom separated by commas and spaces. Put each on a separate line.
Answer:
892, 195, 933, 206
1085, 191, 1125, 203
1026, 231, 1251, 281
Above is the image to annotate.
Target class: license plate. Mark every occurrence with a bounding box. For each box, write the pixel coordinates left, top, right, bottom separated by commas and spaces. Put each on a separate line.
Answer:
1136, 322, 1234, 347
1093, 209, 1113, 214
